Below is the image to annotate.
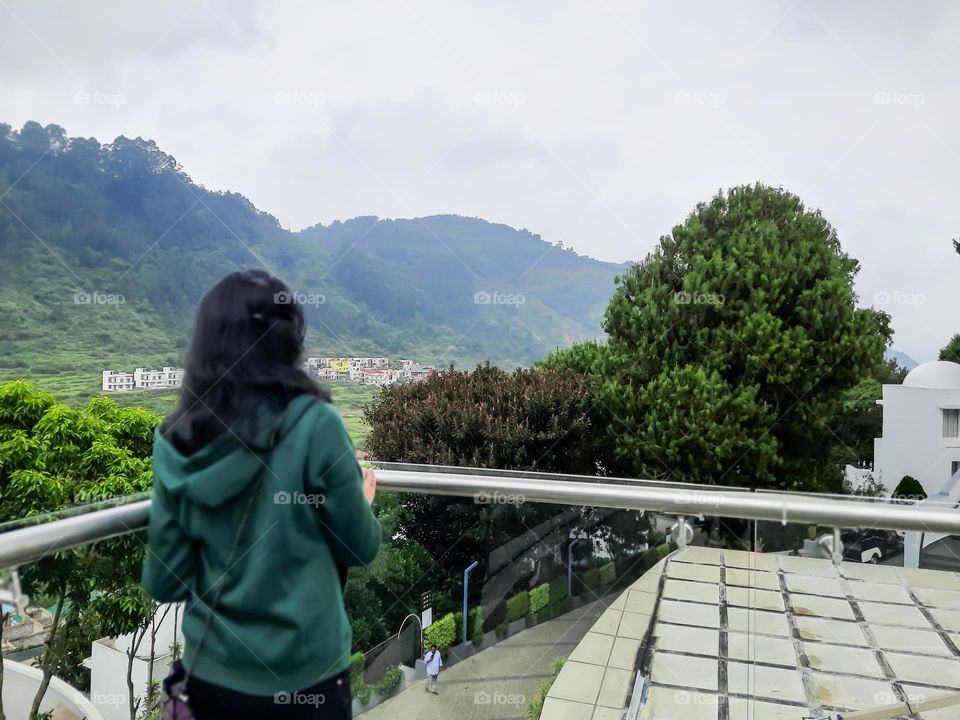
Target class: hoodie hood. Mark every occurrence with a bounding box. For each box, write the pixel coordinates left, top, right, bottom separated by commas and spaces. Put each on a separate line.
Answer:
152, 394, 318, 508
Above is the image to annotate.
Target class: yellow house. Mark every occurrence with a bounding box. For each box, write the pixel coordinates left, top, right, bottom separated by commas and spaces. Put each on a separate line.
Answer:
329, 358, 349, 373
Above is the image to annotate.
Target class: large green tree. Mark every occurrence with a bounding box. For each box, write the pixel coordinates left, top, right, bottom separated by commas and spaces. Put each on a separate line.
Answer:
584, 184, 890, 491
939, 334, 960, 364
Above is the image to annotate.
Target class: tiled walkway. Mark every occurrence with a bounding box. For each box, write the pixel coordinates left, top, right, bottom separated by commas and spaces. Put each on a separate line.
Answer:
360, 597, 611, 719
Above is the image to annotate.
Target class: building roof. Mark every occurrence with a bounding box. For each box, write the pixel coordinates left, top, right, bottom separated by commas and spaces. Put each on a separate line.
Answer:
544, 546, 960, 719
903, 361, 960, 389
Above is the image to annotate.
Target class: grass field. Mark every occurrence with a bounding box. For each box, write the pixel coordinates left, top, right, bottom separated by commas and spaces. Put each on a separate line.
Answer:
0, 369, 383, 449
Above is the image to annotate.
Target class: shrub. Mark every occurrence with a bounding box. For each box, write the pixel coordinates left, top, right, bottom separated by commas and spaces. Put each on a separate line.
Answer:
373, 665, 403, 698
470, 607, 484, 647
892, 475, 926, 500
529, 583, 550, 614
423, 612, 456, 650
349, 652, 365, 687
453, 610, 464, 644
525, 657, 566, 720
354, 682, 372, 705
598, 561, 616, 586
506, 591, 529, 622
549, 576, 568, 603
582, 567, 600, 590
495, 622, 508, 640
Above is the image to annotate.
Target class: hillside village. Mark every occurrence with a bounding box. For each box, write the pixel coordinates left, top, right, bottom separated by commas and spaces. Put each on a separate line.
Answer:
101, 357, 437, 391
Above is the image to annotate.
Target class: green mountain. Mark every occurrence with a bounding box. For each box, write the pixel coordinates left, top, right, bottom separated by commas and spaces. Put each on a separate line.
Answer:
0, 121, 628, 385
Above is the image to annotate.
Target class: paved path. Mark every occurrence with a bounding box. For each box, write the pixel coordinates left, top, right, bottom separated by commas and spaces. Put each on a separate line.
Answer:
360, 597, 612, 720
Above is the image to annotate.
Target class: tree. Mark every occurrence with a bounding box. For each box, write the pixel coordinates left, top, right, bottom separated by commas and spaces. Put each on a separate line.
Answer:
363, 364, 638, 616
892, 475, 926, 500
588, 184, 890, 491
0, 381, 160, 719
939, 334, 960, 364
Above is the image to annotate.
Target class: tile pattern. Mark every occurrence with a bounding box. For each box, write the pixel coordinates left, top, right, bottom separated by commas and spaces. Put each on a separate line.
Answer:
637, 547, 960, 719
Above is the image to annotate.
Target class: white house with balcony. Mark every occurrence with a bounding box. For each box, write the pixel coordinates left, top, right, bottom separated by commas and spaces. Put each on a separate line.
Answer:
874, 360, 960, 499
133, 367, 183, 390
101, 370, 135, 392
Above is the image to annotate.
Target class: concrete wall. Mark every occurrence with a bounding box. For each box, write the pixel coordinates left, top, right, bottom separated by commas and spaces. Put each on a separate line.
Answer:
1, 660, 103, 720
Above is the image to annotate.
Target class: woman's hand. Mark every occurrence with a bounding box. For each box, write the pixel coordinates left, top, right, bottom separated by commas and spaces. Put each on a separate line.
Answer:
362, 468, 377, 504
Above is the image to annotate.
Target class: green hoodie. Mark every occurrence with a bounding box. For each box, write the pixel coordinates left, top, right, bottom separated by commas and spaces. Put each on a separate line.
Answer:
142, 394, 381, 696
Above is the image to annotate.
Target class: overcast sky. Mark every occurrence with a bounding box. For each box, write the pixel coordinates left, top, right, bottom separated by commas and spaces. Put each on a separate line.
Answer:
1, 0, 958, 361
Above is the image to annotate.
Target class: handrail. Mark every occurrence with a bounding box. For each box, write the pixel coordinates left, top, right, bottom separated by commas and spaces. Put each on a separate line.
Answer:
1, 466, 959, 569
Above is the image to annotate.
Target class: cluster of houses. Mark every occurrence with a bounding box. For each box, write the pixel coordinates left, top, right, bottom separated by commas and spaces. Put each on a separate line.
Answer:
101, 367, 184, 392
304, 357, 437, 386
101, 358, 437, 392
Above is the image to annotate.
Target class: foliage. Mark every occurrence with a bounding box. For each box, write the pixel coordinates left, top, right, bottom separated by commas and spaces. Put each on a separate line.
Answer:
495, 622, 508, 640
364, 362, 599, 609
350, 654, 403, 703
423, 612, 456, 650
0, 381, 161, 717
581, 567, 600, 591
529, 583, 550, 614
526, 657, 566, 720
892, 475, 927, 500
940, 334, 960, 365
598, 561, 616, 586
506, 591, 530, 622
552, 184, 890, 493
469, 606, 484, 647
549, 576, 568, 603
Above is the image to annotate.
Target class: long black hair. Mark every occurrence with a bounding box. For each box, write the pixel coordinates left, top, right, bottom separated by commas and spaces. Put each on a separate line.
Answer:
161, 269, 330, 454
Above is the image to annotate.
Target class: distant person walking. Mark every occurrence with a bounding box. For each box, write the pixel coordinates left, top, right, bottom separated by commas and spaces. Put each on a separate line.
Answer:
143, 270, 381, 719
423, 644, 443, 694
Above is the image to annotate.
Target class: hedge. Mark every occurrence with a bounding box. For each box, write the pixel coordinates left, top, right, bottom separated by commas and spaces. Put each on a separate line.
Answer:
598, 561, 616, 586
582, 567, 600, 590
470, 606, 484, 646
506, 591, 529, 622
529, 583, 550, 614
423, 612, 456, 650
526, 657, 566, 720
549, 576, 568, 603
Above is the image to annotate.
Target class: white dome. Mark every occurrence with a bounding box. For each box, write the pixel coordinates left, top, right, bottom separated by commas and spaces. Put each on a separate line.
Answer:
902, 361, 960, 389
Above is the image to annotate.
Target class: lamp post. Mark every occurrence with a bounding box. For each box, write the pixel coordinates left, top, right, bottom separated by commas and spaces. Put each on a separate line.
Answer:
463, 560, 479, 645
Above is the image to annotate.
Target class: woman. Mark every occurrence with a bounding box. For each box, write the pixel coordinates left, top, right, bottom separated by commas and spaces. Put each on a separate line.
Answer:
142, 270, 381, 719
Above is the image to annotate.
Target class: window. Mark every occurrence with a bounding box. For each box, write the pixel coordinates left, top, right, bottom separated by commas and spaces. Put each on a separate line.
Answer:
953, 461, 960, 478
944, 409, 960, 438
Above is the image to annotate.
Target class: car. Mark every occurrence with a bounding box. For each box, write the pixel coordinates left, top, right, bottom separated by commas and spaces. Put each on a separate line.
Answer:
841, 528, 904, 564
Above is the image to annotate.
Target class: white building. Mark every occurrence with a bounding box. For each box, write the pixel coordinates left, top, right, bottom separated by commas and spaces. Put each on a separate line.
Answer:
2, 660, 104, 720
101, 370, 135, 392
874, 360, 960, 499
84, 604, 181, 720
133, 367, 183, 390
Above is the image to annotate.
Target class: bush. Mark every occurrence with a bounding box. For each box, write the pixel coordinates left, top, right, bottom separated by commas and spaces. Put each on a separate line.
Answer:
506, 591, 529, 622
354, 682, 372, 705
598, 561, 616, 586
549, 576, 568, 603
525, 657, 566, 720
495, 622, 508, 640
349, 652, 365, 687
529, 583, 550, 614
582, 567, 600, 590
892, 475, 926, 500
470, 607, 484, 647
453, 610, 464, 644
423, 612, 456, 650
372, 665, 403, 698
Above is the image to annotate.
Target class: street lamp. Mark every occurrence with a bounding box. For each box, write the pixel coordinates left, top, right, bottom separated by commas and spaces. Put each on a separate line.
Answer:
463, 560, 479, 645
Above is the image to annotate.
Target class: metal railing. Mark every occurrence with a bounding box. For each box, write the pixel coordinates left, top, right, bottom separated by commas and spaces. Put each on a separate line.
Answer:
1, 464, 959, 569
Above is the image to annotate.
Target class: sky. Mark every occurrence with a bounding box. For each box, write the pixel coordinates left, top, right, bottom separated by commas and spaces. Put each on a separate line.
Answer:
1, 0, 958, 362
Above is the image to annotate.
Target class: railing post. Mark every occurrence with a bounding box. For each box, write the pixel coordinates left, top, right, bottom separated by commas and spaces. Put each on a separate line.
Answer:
832, 527, 842, 565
